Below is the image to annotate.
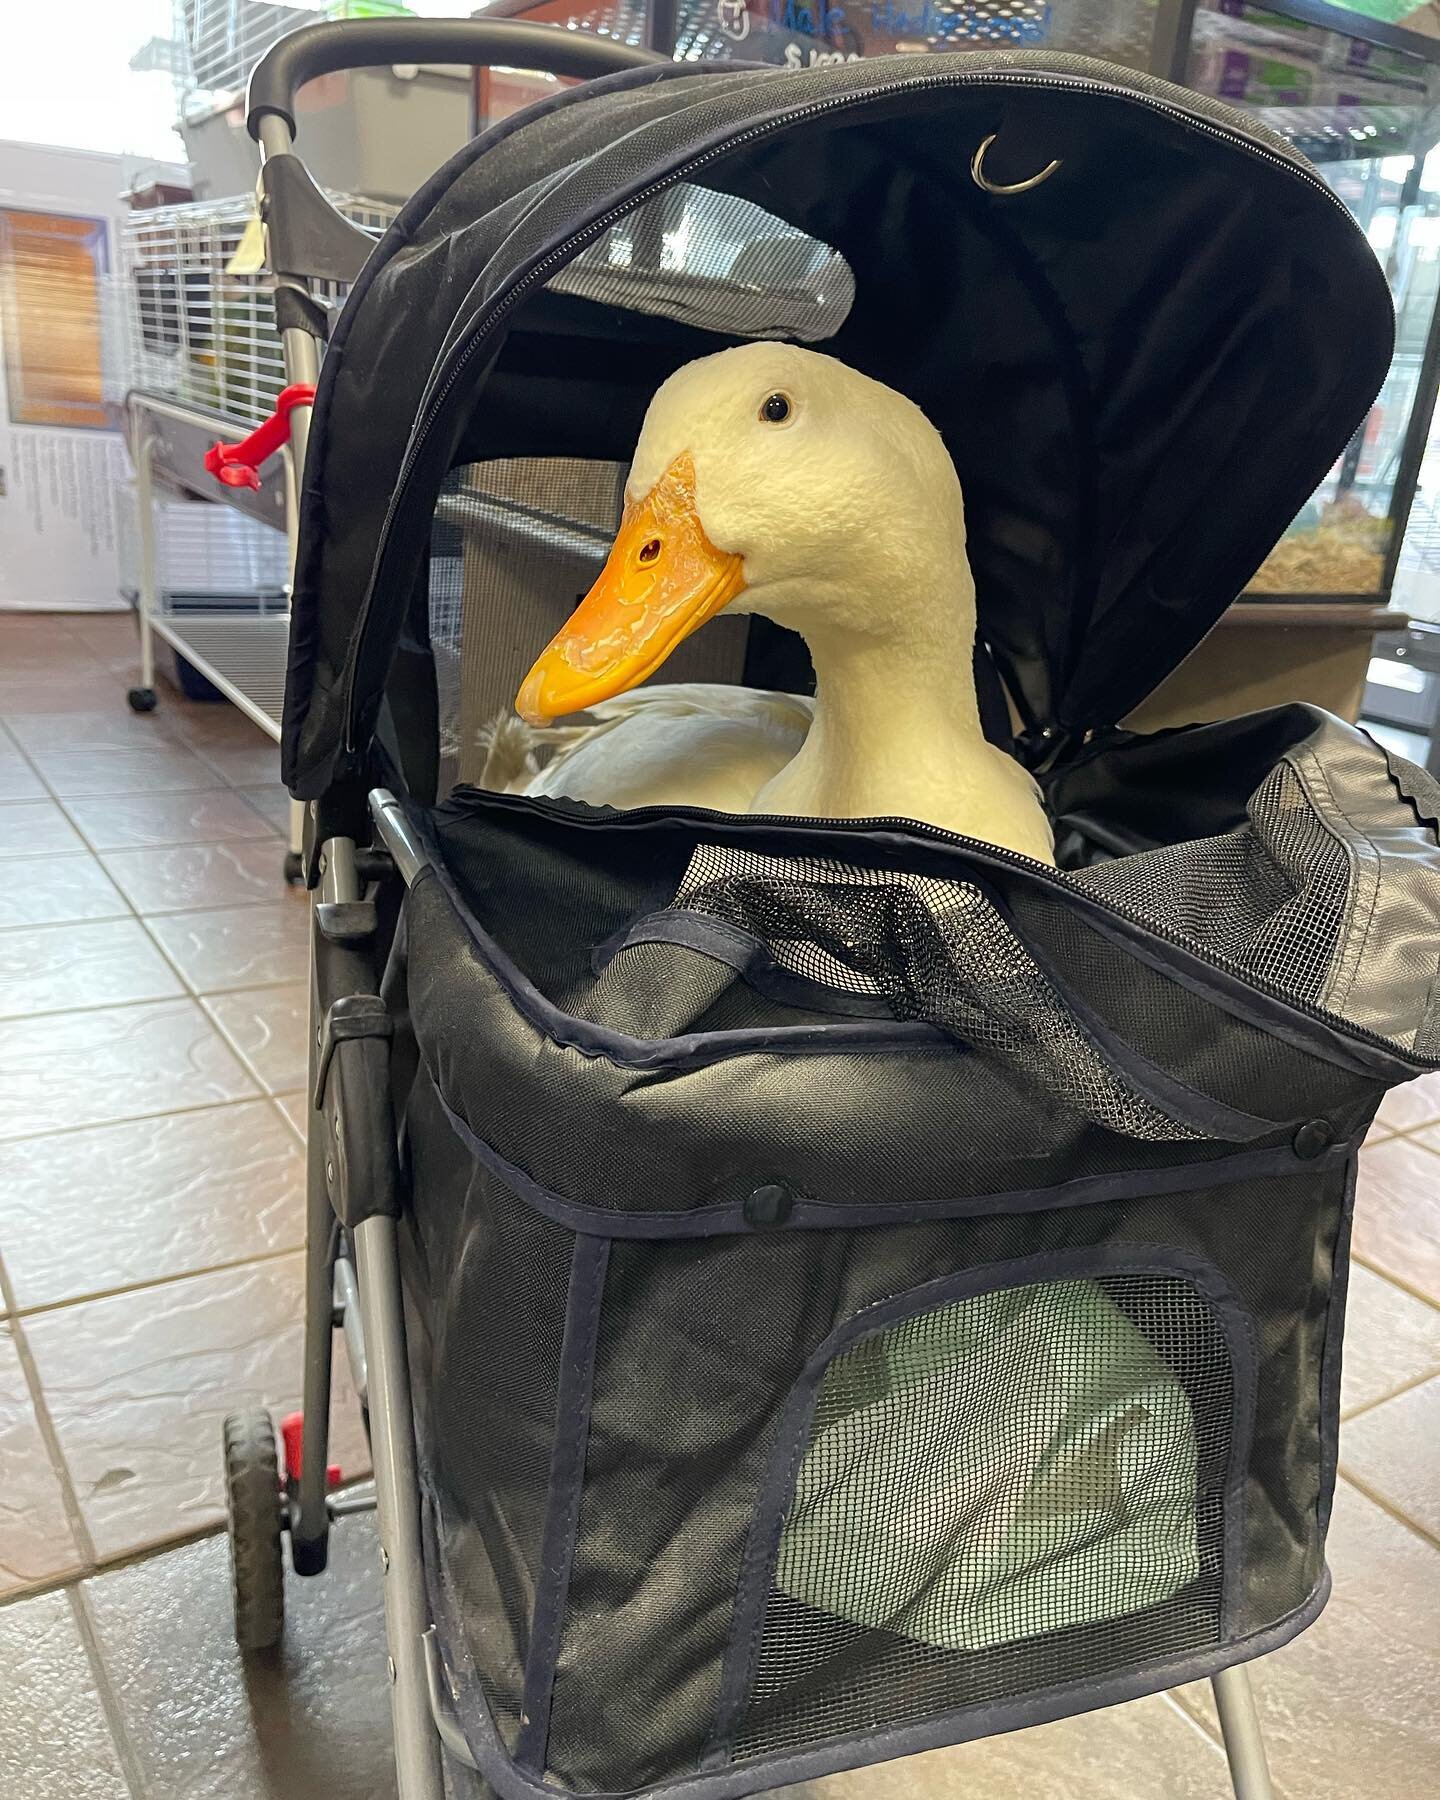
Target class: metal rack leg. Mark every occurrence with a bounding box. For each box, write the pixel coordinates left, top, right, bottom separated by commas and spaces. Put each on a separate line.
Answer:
1212, 1664, 1275, 1800
354, 1212, 446, 1800
135, 434, 158, 698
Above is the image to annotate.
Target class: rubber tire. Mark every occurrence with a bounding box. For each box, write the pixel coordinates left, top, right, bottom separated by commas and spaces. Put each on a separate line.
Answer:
126, 687, 157, 713
283, 850, 305, 887
222, 1410, 285, 1652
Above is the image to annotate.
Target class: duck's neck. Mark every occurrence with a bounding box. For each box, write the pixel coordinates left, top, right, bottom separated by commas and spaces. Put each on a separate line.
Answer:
755, 605, 991, 824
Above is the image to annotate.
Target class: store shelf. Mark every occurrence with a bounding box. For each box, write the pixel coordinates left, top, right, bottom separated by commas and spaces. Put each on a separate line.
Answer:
146, 608, 289, 739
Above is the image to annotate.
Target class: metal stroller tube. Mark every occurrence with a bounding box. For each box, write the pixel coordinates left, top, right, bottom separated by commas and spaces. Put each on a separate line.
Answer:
247, 17, 667, 140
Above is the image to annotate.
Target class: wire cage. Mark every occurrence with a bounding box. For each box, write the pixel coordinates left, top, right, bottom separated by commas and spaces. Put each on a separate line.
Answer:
173, 0, 320, 122
116, 481, 290, 607
118, 189, 394, 428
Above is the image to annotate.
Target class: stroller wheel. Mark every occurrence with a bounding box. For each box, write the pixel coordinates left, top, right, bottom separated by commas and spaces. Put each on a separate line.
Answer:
282, 850, 305, 886
222, 1409, 285, 1652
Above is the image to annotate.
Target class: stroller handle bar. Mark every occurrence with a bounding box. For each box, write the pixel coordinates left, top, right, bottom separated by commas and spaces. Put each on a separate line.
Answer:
247, 17, 667, 141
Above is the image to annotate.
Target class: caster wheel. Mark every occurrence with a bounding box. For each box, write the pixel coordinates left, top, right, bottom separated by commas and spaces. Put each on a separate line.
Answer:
222, 1409, 285, 1651
127, 687, 157, 713
282, 850, 304, 887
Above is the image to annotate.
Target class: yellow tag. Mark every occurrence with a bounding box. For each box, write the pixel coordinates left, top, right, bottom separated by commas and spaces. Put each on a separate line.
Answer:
226, 213, 267, 278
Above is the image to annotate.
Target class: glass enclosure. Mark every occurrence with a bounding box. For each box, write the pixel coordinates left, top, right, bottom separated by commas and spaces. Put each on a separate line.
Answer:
475, 0, 1440, 612
1186, 0, 1440, 597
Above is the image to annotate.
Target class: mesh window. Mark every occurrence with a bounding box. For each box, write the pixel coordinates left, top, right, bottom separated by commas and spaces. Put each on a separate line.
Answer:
672, 846, 1204, 1141
1071, 762, 1350, 1005
547, 183, 854, 342
428, 458, 749, 794
737, 1270, 1235, 1760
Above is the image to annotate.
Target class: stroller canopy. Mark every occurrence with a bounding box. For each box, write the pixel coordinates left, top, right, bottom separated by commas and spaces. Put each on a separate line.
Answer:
282, 49, 1392, 798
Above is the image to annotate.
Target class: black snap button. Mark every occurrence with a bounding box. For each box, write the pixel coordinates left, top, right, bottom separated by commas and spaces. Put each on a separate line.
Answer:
745, 1183, 794, 1228
1293, 1119, 1334, 1161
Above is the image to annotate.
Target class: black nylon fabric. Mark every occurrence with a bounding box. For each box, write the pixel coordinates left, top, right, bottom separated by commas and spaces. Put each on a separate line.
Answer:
283, 49, 1392, 793
368, 698, 1431, 1795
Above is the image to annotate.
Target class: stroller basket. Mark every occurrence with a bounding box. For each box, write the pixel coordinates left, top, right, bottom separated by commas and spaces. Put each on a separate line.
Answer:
381, 700, 1438, 1794
238, 19, 1439, 1800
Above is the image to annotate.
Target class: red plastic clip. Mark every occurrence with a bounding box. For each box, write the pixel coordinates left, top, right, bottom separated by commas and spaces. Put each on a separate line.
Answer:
279, 1410, 342, 1490
204, 383, 315, 492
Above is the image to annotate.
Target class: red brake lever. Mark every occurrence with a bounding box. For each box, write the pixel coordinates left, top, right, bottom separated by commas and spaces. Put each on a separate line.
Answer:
204, 383, 316, 492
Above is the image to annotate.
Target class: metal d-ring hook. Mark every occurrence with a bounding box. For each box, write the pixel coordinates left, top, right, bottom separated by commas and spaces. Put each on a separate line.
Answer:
970, 133, 1061, 196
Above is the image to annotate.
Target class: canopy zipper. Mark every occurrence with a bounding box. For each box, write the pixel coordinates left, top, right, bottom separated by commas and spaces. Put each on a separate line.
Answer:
465, 785, 1427, 1067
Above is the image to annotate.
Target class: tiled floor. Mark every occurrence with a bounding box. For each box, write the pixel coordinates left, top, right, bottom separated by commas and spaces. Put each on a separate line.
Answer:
2, 609, 1439, 1796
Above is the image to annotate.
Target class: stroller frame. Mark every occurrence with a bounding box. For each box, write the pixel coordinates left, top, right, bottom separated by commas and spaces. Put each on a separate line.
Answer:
221, 19, 1303, 1800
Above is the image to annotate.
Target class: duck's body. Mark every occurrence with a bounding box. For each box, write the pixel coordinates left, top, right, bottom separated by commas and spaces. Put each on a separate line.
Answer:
491, 343, 1055, 864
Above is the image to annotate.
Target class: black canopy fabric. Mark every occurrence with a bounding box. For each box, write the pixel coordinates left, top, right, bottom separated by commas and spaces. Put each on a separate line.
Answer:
282, 49, 1393, 798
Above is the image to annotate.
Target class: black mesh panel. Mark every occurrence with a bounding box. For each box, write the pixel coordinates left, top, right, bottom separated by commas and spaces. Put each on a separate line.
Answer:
1072, 762, 1350, 1004
672, 846, 1203, 1141
738, 1270, 1233, 1759
548, 181, 855, 342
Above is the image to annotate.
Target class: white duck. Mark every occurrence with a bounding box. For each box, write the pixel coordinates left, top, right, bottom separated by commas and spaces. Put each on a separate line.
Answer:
485, 342, 1055, 864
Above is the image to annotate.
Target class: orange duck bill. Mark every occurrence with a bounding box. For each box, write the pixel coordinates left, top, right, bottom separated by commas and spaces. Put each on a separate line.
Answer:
515, 452, 747, 726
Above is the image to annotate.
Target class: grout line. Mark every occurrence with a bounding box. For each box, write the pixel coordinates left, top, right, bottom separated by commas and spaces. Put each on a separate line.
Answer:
0, 981, 301, 1030
272, 1090, 308, 1148
197, 991, 307, 1101
0, 1088, 271, 1150
1340, 1363, 1440, 1425
1337, 1467, 1440, 1554
0, 1256, 99, 1571
66, 1583, 153, 1799
1351, 1248, 1440, 1315
12, 1242, 303, 1325
0, 1091, 294, 1158
0, 1520, 227, 1615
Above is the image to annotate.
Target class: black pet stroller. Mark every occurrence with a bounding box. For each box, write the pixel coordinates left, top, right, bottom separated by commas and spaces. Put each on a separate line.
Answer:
219, 17, 1440, 1800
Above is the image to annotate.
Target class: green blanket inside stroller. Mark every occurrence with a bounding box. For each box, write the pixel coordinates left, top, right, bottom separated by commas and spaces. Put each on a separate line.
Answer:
776, 1279, 1200, 1651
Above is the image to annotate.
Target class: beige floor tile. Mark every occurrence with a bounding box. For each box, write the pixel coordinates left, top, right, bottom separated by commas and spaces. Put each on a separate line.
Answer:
189, 736, 283, 787
101, 838, 292, 915
26, 1255, 370, 1559
0, 1328, 84, 1595
0, 855, 129, 930
149, 902, 310, 994
275, 1090, 309, 1142
0, 998, 257, 1142
63, 788, 279, 851
82, 1524, 391, 1800
235, 783, 295, 836
0, 798, 87, 857
168, 703, 279, 751
775, 1695, 1230, 1799
1340, 1264, 1440, 1418
0, 917, 182, 1021
0, 1101, 304, 1310
1353, 1136, 1440, 1306
1175, 1478, 1440, 1800
1342, 1376, 1440, 1541
0, 1588, 130, 1800
205, 983, 311, 1094
0, 633, 99, 674
0, 751, 45, 802
65, 610, 138, 652
1375, 1067, 1440, 1134
2, 707, 189, 753
0, 674, 136, 714
29, 742, 222, 798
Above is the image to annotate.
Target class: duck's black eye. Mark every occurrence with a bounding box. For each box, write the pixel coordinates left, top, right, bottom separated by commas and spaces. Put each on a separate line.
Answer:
759, 391, 792, 424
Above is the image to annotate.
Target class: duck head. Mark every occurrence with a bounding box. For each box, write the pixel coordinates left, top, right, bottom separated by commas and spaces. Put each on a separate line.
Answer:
514, 342, 973, 726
